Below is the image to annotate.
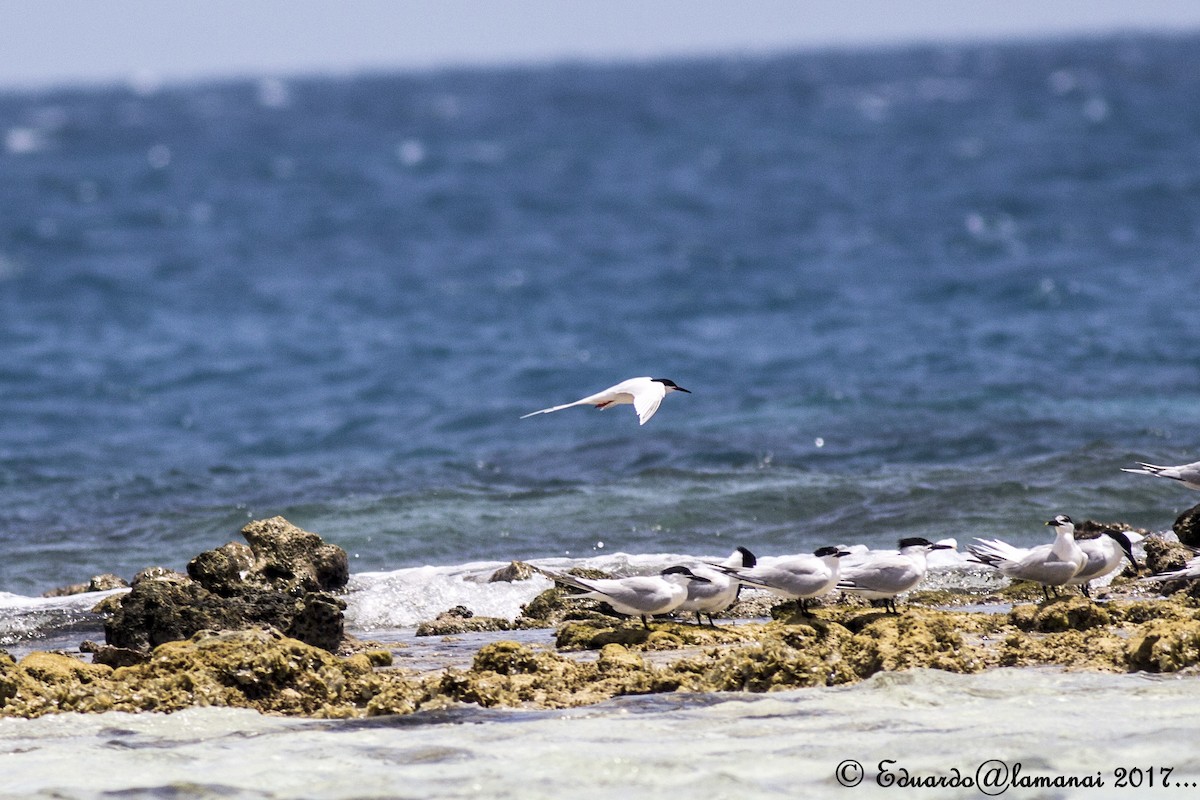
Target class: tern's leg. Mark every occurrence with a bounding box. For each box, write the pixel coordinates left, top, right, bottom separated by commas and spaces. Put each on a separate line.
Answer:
640, 614, 651, 630
1080, 583, 1092, 599
707, 614, 719, 627
694, 612, 703, 626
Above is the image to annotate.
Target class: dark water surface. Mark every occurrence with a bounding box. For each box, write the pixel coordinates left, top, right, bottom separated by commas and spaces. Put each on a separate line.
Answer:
2, 34, 1199, 594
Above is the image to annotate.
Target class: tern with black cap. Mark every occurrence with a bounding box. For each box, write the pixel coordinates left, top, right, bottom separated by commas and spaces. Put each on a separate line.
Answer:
533, 565, 710, 629
520, 376, 691, 426
717, 546, 851, 615
836, 537, 953, 613
968, 514, 1087, 600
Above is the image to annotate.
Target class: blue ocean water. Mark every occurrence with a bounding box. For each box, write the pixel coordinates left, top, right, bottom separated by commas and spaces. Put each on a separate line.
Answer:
2, 34, 1200, 596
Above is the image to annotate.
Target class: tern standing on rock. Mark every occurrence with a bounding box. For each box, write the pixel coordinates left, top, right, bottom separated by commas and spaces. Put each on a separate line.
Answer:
520, 377, 691, 426
676, 546, 757, 626
968, 514, 1088, 600
1066, 529, 1141, 597
836, 537, 952, 614
718, 546, 850, 615
534, 565, 710, 629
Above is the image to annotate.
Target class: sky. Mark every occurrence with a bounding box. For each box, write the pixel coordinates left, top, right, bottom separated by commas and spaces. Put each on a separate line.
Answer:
1, 0, 1200, 89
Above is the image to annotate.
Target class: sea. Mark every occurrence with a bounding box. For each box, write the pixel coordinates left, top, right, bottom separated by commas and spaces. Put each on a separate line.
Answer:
3, 31, 1200, 798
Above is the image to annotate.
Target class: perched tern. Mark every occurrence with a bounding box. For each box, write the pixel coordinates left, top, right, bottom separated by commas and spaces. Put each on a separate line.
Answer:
717, 546, 850, 615
535, 565, 710, 629
675, 546, 757, 626
836, 537, 952, 614
968, 514, 1087, 599
1122, 459, 1200, 491
1067, 530, 1140, 597
520, 376, 691, 426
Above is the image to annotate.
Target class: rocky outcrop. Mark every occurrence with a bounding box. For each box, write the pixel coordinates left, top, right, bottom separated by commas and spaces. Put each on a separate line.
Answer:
103, 517, 348, 653
1173, 503, 1200, 548
10, 593, 1200, 720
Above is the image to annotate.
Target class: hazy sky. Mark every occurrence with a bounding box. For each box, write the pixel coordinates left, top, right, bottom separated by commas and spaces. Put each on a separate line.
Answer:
2, 0, 1200, 89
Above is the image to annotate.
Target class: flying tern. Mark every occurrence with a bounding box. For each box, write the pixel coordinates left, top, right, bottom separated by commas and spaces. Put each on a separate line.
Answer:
520, 376, 691, 426
1122, 459, 1200, 491
675, 546, 757, 626
968, 514, 1087, 599
717, 546, 850, 615
836, 537, 952, 614
535, 565, 709, 629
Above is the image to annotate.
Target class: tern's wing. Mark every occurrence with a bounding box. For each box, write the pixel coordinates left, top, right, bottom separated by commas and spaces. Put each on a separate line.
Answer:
632, 380, 667, 425
839, 557, 918, 592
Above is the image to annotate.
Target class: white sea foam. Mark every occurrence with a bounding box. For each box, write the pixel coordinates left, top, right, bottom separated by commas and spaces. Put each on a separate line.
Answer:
344, 552, 704, 629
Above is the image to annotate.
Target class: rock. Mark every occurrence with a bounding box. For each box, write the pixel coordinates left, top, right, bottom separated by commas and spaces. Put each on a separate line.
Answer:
488, 561, 535, 582
13, 594, 1200, 720
132, 566, 190, 585
238, 516, 349, 593
41, 573, 130, 598
105, 579, 242, 651
0, 651, 45, 710
1008, 596, 1112, 633
79, 641, 148, 669
187, 542, 255, 596
1128, 619, 1200, 672
103, 517, 350, 654
19, 652, 112, 685
1142, 535, 1196, 578
286, 592, 347, 651
0, 628, 407, 718
554, 619, 750, 651
1174, 503, 1200, 547
415, 606, 514, 636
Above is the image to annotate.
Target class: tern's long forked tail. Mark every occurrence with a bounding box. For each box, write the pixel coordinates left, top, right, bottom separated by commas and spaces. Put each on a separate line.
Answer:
530, 565, 595, 594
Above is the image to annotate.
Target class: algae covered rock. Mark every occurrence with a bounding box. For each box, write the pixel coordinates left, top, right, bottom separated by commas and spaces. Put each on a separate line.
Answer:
415, 606, 514, 637
436, 640, 591, 709
844, 611, 990, 676
1127, 618, 1200, 673
1009, 596, 1112, 633
187, 542, 256, 596
104, 517, 349, 654
42, 573, 130, 598
1143, 535, 1196, 578
238, 516, 350, 593
488, 561, 536, 582
554, 619, 750, 651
